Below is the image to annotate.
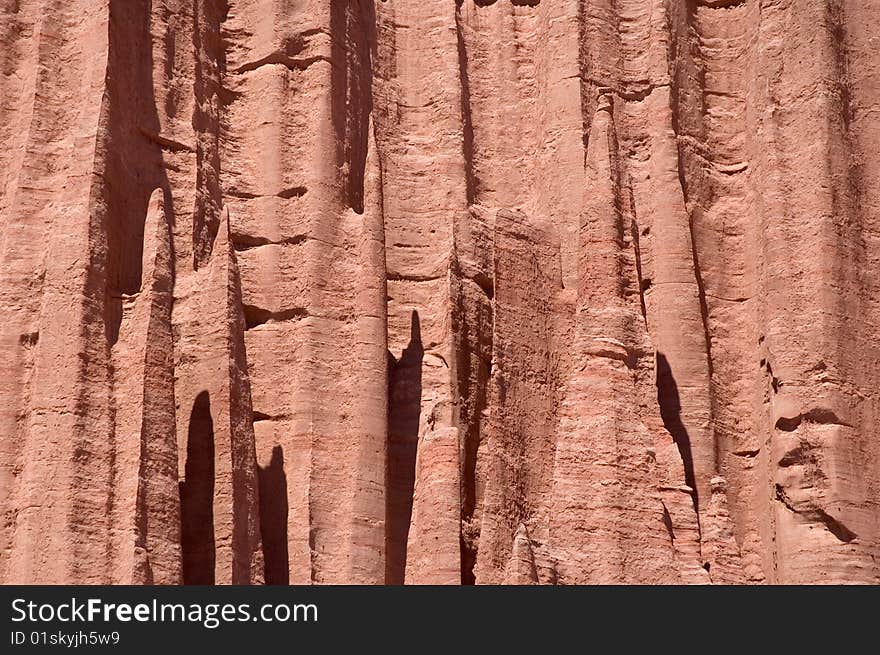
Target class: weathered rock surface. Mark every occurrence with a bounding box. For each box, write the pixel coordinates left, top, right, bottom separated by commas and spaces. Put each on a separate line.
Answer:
1, 0, 878, 584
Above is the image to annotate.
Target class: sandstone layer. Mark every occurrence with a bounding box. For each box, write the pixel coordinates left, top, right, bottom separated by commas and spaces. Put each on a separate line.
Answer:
1, 0, 878, 585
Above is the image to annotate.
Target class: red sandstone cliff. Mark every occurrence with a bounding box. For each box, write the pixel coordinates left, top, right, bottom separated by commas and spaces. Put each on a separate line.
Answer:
1, 0, 878, 585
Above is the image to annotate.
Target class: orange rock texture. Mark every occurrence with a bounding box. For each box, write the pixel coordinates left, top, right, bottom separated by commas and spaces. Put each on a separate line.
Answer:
1, 0, 878, 585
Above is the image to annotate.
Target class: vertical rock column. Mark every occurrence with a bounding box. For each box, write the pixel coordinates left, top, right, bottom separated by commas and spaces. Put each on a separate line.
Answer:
839, 0, 880, 584
2, 0, 115, 584
346, 117, 389, 583
549, 94, 706, 584
475, 209, 562, 585
170, 0, 264, 585
0, 0, 68, 575
221, 0, 319, 584
749, 0, 879, 583
101, 0, 195, 586
669, 0, 762, 583
457, 0, 585, 586
223, 0, 386, 583
176, 214, 264, 585
110, 191, 180, 584
613, 0, 717, 515
372, 0, 469, 584
0, 5, 53, 561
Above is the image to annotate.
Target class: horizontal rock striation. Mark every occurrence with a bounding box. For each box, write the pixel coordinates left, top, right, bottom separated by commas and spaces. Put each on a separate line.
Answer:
0, 0, 877, 584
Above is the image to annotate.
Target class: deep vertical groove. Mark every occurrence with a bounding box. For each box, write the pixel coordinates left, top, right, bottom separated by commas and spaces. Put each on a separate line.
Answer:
191, 0, 226, 269
455, 6, 477, 206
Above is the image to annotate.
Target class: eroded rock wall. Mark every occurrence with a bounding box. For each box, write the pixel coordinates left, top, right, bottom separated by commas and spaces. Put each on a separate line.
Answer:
0, 0, 877, 584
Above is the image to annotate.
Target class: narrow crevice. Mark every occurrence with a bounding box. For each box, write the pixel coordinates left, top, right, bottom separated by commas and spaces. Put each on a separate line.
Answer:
227, 190, 259, 200
686, 210, 714, 384
455, 4, 477, 205
699, 0, 747, 9
234, 54, 331, 75
777, 441, 819, 469
252, 411, 291, 423
232, 233, 307, 252
616, 82, 670, 103
242, 305, 308, 330
386, 272, 445, 283
226, 186, 306, 201
627, 198, 649, 324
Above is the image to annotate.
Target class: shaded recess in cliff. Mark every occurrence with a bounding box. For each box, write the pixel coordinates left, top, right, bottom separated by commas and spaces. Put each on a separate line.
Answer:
191, 0, 228, 269
103, 0, 173, 342
331, 0, 376, 214
103, 2, 183, 584
180, 391, 216, 585
258, 446, 289, 585
386, 311, 424, 584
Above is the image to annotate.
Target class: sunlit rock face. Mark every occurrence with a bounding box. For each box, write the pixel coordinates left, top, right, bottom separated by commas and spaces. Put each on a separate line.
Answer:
1, 0, 878, 585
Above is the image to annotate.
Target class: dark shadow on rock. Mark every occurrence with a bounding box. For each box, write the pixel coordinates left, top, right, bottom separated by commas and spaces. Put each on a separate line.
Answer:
103, 0, 176, 346
385, 310, 423, 584
329, 0, 375, 215
190, 0, 229, 269
656, 352, 698, 510
258, 445, 289, 585
180, 391, 215, 584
